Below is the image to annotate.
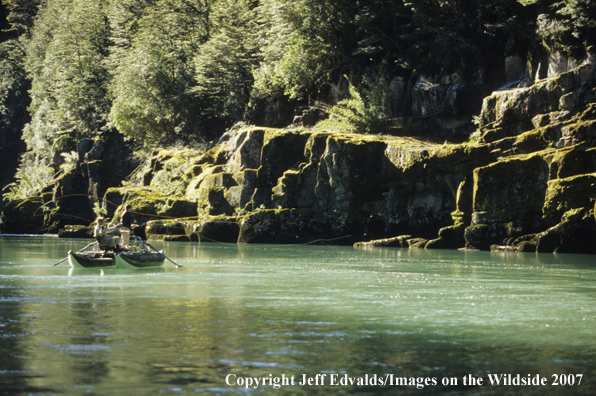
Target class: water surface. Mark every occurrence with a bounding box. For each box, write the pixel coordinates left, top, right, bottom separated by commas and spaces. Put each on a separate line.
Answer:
1, 237, 595, 395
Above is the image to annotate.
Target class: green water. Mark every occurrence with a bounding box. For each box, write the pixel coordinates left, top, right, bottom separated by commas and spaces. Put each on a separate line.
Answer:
0, 237, 595, 395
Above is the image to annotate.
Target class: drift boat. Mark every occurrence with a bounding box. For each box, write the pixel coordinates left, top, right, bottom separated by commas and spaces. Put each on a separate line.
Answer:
68, 249, 166, 269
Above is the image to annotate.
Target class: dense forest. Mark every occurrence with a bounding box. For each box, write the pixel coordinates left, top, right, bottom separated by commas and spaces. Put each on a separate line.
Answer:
1, 0, 595, 206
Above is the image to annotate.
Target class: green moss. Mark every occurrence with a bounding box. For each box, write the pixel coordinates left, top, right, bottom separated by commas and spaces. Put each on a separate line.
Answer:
354, 235, 410, 248
197, 144, 228, 166
473, 153, 549, 226
543, 173, 596, 224
513, 125, 559, 152
105, 186, 198, 223
139, 147, 207, 195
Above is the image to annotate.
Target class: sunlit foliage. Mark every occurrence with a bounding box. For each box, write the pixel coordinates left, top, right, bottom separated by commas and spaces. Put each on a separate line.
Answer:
315, 76, 392, 134
109, 0, 209, 144
193, 0, 261, 124
3, 0, 595, 201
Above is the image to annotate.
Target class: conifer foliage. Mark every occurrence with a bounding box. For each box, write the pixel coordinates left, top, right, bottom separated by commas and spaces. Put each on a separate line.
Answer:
1, 0, 594, 199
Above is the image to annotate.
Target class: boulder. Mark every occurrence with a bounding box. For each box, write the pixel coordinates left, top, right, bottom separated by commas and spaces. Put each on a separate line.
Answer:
104, 186, 197, 224
354, 235, 411, 248
471, 154, 549, 230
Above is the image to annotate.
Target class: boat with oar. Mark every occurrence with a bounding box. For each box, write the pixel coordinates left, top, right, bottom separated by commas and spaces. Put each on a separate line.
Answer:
54, 238, 182, 269
68, 248, 166, 269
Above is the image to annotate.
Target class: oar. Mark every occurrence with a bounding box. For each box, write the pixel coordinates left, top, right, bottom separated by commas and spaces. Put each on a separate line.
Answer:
53, 241, 98, 266
140, 239, 183, 268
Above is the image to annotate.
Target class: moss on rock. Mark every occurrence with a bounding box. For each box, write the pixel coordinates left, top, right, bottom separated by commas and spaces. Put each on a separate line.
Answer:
542, 173, 596, 225
354, 235, 411, 248
104, 186, 198, 224
472, 153, 549, 228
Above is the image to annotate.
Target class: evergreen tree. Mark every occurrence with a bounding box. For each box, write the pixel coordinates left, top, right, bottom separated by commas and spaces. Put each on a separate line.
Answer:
109, 0, 210, 145
3, 0, 40, 38
0, 40, 29, 195
13, 0, 111, 198
24, 0, 111, 155
534, 0, 596, 57
253, 0, 355, 100
193, 0, 261, 125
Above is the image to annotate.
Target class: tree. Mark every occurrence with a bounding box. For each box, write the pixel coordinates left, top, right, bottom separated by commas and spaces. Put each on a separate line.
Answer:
3, 0, 41, 38
0, 40, 29, 196
534, 0, 596, 57
24, 0, 111, 154
11, 0, 111, 199
193, 0, 261, 124
253, 0, 356, 100
315, 76, 391, 134
109, 0, 210, 145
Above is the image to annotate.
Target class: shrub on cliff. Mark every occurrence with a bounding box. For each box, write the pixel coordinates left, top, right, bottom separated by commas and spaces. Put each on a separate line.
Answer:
315, 76, 391, 134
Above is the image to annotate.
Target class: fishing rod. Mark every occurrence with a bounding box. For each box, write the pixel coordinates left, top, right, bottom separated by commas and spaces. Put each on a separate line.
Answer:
52, 241, 98, 266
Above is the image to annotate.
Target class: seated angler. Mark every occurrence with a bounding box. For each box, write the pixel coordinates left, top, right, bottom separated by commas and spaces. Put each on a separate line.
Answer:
93, 217, 121, 251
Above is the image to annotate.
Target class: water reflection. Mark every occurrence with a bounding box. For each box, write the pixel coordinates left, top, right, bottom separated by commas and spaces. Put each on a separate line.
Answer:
1, 237, 595, 395
67, 267, 166, 277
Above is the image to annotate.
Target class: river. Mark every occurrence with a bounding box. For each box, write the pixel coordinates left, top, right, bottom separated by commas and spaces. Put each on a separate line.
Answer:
0, 236, 595, 395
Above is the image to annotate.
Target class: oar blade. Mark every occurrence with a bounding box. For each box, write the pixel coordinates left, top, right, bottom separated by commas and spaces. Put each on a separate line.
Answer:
52, 241, 97, 266
140, 240, 183, 267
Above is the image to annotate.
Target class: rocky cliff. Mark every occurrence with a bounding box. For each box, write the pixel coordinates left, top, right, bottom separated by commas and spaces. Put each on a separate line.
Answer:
2, 55, 596, 254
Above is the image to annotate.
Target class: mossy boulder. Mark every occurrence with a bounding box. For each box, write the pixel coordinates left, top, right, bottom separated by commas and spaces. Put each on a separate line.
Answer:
535, 208, 596, 254
320, 136, 388, 211
252, 130, 310, 208
226, 128, 265, 171
145, 148, 205, 195
472, 154, 549, 228
558, 119, 596, 148
41, 169, 97, 231
185, 165, 226, 201
463, 223, 510, 250
197, 186, 234, 216
542, 173, 596, 225
354, 235, 411, 248
272, 169, 301, 208
145, 220, 189, 241
554, 147, 596, 178
238, 209, 304, 244
479, 63, 595, 143
81, 131, 141, 199
426, 224, 466, 249
237, 209, 360, 245
225, 170, 258, 210
104, 186, 197, 224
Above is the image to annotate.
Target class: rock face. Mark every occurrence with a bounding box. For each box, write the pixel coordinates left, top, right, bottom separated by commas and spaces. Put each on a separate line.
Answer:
131, 127, 493, 245
464, 58, 596, 253
3, 53, 596, 254
135, 55, 596, 253
0, 131, 140, 233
